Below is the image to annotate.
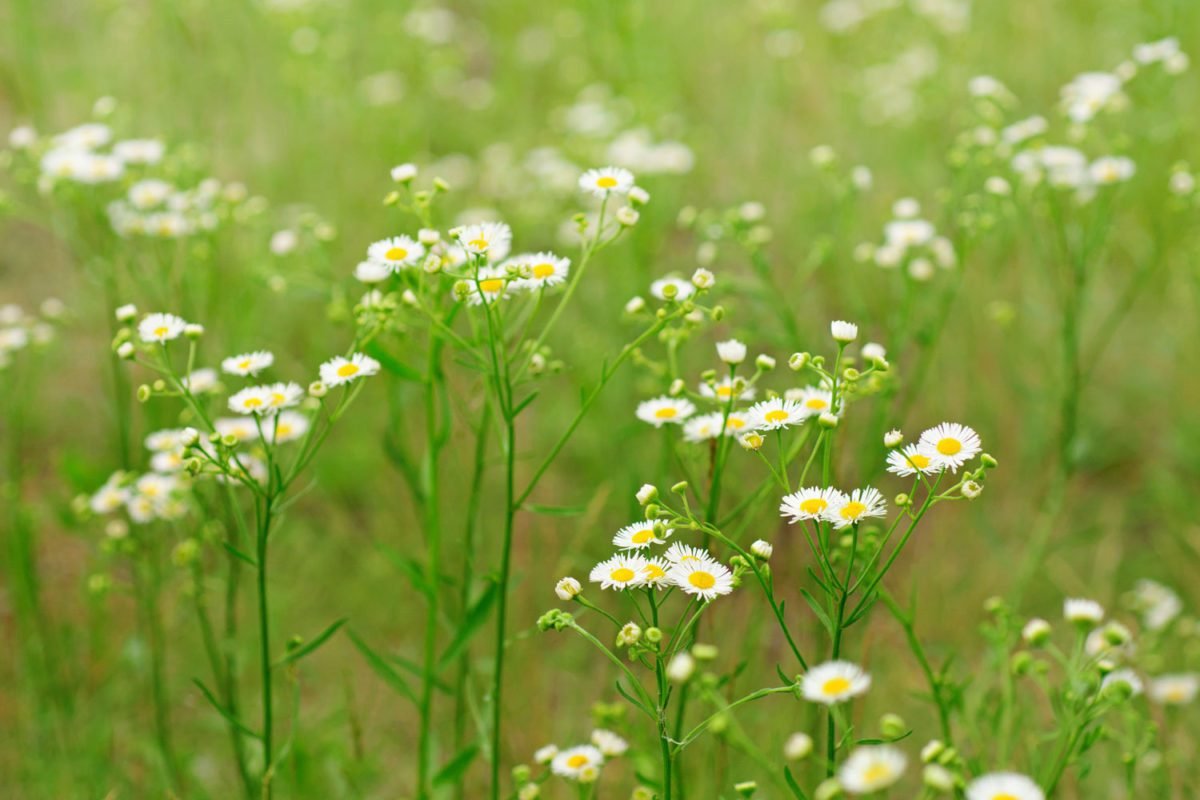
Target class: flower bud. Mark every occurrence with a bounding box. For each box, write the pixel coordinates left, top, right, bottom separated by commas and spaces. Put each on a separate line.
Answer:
783, 732, 813, 760
628, 186, 650, 205
962, 480, 983, 499
1022, 618, 1052, 646
692, 643, 718, 661
716, 339, 747, 365
884, 429, 903, 447
391, 163, 417, 183
184, 323, 204, 339
789, 352, 810, 371
739, 432, 764, 451
625, 296, 646, 314
666, 652, 696, 682
920, 739, 945, 763
923, 764, 955, 792
734, 781, 757, 797
880, 713, 907, 739
117, 342, 135, 360
815, 778, 843, 800
617, 622, 641, 647
308, 381, 328, 398
750, 540, 773, 560
616, 207, 639, 226
136, 384, 152, 402
636, 484, 658, 505
115, 304, 138, 322
691, 268, 714, 289
555, 577, 581, 601
830, 320, 858, 343
756, 354, 776, 371
818, 412, 839, 429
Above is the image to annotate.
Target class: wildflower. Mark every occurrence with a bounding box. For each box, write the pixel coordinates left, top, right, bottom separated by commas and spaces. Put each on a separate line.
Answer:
924, 764, 955, 792
534, 745, 558, 764
636, 484, 658, 505
985, 176, 1012, 196
616, 207, 639, 226
589, 554, 647, 590
780, 487, 844, 523
366, 235, 424, 272
319, 353, 381, 387
612, 522, 666, 550
918, 423, 982, 472
271, 410, 310, 443
1063, 598, 1104, 625
825, 488, 887, 529
578, 166, 634, 197
886, 443, 941, 477
839, 745, 906, 794
222, 351, 274, 377
635, 396, 695, 427
691, 268, 714, 289
138, 313, 187, 343
115, 304, 138, 323
1061, 71, 1122, 123
555, 577, 582, 601
884, 429, 904, 448
749, 398, 806, 431
456, 221, 512, 259
830, 320, 858, 343
1089, 156, 1135, 185
551, 745, 604, 780
790, 386, 835, 417
1101, 669, 1143, 698
860, 342, 886, 364
739, 431, 765, 450
664, 543, 710, 564
617, 622, 642, 646
750, 539, 773, 559
215, 417, 257, 442
962, 480, 983, 499
649, 277, 695, 301
666, 652, 696, 682
851, 167, 873, 190
628, 186, 651, 205
512, 252, 570, 290
114, 138, 164, 164
1022, 618, 1052, 646
182, 368, 218, 393
1131, 579, 1182, 630
700, 377, 755, 403
639, 557, 671, 588
784, 732, 813, 760
1147, 674, 1199, 705
965, 772, 1044, 800
390, 163, 417, 182
802, 661, 871, 705
517, 785, 538, 800
716, 339, 747, 365
668, 556, 734, 600
464, 267, 512, 306
590, 729, 628, 757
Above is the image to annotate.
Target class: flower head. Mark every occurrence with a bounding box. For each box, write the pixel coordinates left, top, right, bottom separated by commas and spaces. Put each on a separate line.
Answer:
319, 353, 381, 387
613, 522, 667, 550
367, 235, 425, 271
824, 487, 887, 529
138, 313, 187, 343
589, 554, 647, 590
636, 396, 695, 427
668, 556, 734, 601
579, 166, 634, 197
918, 423, 981, 472
886, 443, 942, 477
965, 772, 1044, 800
839, 745, 906, 794
551, 745, 604, 780
802, 660, 871, 705
749, 398, 806, 431
780, 487, 845, 523
222, 351, 274, 377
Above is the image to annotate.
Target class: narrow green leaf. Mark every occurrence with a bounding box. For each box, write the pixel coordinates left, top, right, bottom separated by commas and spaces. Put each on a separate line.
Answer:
432, 745, 479, 787
512, 392, 539, 417
800, 589, 834, 634
222, 541, 257, 567
438, 580, 498, 669
346, 628, 418, 705
193, 678, 261, 739
783, 767, 809, 799
274, 618, 347, 668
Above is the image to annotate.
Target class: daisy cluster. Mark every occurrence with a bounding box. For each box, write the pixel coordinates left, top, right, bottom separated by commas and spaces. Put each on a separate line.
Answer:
0, 300, 62, 371
520, 728, 629, 793
587, 533, 734, 602
859, 197, 957, 281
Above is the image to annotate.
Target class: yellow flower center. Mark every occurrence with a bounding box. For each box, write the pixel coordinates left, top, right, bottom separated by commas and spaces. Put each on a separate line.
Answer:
1166, 687, 1187, 702
680, 554, 700, 562
385, 246, 408, 260
277, 424, 293, 437
567, 754, 588, 768
716, 386, 733, 398
479, 278, 505, 293
643, 563, 665, 580
238, 359, 252, 370
610, 568, 635, 583
764, 409, 790, 423
805, 398, 828, 410
631, 529, 654, 544
822, 677, 851, 695
337, 363, 360, 378
799, 498, 827, 515
243, 397, 263, 408
596, 176, 618, 188
937, 437, 962, 455
864, 764, 892, 783
840, 501, 867, 520
468, 237, 489, 250
688, 571, 716, 590
532, 263, 556, 279
654, 407, 678, 420
271, 393, 286, 405
908, 453, 931, 469
153, 326, 169, 337
726, 416, 746, 429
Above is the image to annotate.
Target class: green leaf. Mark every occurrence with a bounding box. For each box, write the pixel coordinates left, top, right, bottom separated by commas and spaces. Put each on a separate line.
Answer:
438, 580, 498, 669
783, 767, 809, 799
432, 745, 479, 787
274, 618, 347, 668
222, 541, 257, 567
800, 589, 834, 635
512, 392, 539, 417
193, 679, 261, 739
364, 341, 424, 382
346, 628, 417, 705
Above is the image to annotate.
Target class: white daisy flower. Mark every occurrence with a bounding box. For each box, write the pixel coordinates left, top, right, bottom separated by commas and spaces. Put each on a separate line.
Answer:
749, 398, 807, 431
551, 745, 605, 780
839, 745, 906, 794
263, 382, 303, 412
1063, 598, 1104, 625
113, 138, 165, 165
554, 578, 581, 601
668, 557, 734, 601
320, 353, 381, 387
90, 476, 130, 514
271, 410, 310, 443
683, 412, 724, 442
699, 377, 755, 403
589, 554, 647, 590
716, 339, 747, 365
579, 166, 634, 197
222, 351, 274, 377
918, 422, 982, 472
228, 386, 274, 416
664, 543, 711, 564
511, 252, 571, 290
1147, 674, 1199, 705
830, 320, 859, 343
1089, 156, 1135, 185
367, 235, 425, 271
636, 396, 695, 427
639, 557, 671, 588
182, 367, 219, 394
965, 772, 1044, 800
886, 443, 943, 477
534, 744, 559, 764
722, 410, 754, 437
145, 429, 186, 452
649, 277, 695, 301
150, 450, 185, 473
613, 522, 666, 550
215, 417, 257, 442
138, 313, 187, 343
789, 386, 836, 417
455, 221, 512, 259
128, 179, 173, 209
355, 260, 393, 283
590, 729, 629, 757
780, 487, 846, 523
801, 660, 872, 705
465, 267, 512, 306
825, 487, 887, 529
